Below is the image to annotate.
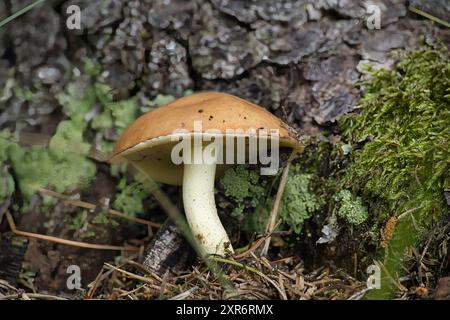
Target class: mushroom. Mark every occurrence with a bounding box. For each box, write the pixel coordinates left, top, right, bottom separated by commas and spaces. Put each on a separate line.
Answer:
112, 92, 302, 257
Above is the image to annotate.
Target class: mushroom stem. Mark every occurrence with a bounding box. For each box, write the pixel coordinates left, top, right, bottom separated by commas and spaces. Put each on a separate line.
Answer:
183, 161, 233, 257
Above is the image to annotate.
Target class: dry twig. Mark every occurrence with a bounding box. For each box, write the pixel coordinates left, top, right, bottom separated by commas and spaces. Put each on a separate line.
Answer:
260, 152, 297, 256
5, 211, 139, 252
39, 188, 161, 228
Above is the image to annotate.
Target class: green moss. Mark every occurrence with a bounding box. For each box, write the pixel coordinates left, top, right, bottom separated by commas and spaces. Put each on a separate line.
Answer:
333, 190, 368, 225
339, 46, 450, 298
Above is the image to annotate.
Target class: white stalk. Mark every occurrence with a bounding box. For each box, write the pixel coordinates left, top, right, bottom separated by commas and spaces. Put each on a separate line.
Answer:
182, 157, 233, 257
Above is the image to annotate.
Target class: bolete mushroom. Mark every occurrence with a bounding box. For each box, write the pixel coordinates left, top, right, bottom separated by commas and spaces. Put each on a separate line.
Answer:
112, 92, 302, 257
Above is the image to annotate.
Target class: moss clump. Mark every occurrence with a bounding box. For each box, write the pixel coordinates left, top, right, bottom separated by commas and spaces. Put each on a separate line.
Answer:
333, 190, 368, 226
341, 47, 450, 218
339, 46, 450, 298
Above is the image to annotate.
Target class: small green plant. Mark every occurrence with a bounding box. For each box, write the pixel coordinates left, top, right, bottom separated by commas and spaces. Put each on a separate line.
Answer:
333, 190, 368, 226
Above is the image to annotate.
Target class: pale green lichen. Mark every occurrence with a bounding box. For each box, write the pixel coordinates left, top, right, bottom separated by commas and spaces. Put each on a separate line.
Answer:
220, 166, 266, 218
0, 62, 107, 204
92, 211, 119, 227
0, 127, 96, 199
139, 93, 176, 114
83, 58, 102, 77
113, 179, 149, 217
333, 190, 368, 225
57, 80, 97, 124
91, 83, 138, 135
220, 164, 322, 234
57, 79, 139, 154
69, 211, 86, 231
0, 166, 15, 203
150, 94, 175, 107
278, 166, 323, 234
49, 120, 91, 156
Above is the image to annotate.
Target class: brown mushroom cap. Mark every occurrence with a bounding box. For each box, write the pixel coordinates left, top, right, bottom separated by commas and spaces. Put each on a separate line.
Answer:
112, 92, 303, 185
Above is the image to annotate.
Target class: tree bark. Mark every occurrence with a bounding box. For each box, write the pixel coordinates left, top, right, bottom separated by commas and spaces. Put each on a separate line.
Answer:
142, 219, 194, 274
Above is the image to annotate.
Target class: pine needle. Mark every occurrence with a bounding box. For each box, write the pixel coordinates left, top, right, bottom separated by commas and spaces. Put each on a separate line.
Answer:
0, 0, 46, 29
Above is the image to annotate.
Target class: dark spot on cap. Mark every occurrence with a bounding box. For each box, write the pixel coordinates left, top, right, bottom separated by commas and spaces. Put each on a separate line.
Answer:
198, 109, 203, 113
209, 115, 213, 121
